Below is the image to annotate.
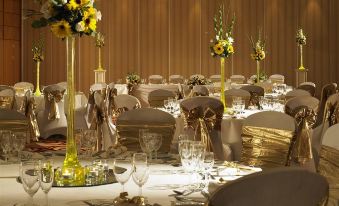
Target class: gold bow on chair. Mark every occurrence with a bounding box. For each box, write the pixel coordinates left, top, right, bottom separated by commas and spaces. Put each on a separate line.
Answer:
324, 102, 339, 127
292, 106, 316, 164
24, 96, 40, 141
45, 90, 65, 120
107, 86, 118, 117
182, 106, 222, 152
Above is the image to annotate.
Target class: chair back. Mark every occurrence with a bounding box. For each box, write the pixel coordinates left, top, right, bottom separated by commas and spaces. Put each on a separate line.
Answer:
269, 74, 285, 84
209, 168, 329, 206
255, 82, 274, 93
209, 75, 221, 83
148, 75, 163, 84
169, 75, 184, 84
148, 89, 176, 107
90, 83, 107, 92
190, 74, 205, 79
285, 96, 319, 117
116, 108, 176, 152
224, 89, 251, 108
0, 109, 30, 142
241, 85, 265, 97
192, 85, 209, 97
315, 83, 338, 127
230, 75, 245, 84
0, 86, 15, 109
114, 94, 141, 111
297, 84, 316, 96
241, 111, 296, 168
285, 89, 311, 100
14, 82, 34, 95
300, 81, 316, 87
56, 82, 67, 91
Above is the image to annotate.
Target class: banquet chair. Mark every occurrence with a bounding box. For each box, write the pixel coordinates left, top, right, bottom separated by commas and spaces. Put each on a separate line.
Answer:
148, 89, 176, 108
116, 108, 176, 153
224, 88, 251, 108
297, 83, 316, 96
314, 83, 337, 128
13, 82, 34, 95
209, 74, 221, 83
255, 82, 274, 93
269, 74, 285, 84
37, 84, 67, 139
56, 81, 67, 91
230, 75, 245, 84
148, 75, 163, 84
190, 74, 205, 79
240, 111, 296, 168
241, 85, 265, 107
90, 82, 107, 92
209, 167, 329, 206
0, 85, 16, 110
247, 74, 257, 84
318, 123, 339, 205
114, 94, 141, 111
300, 81, 316, 87
169, 75, 184, 84
285, 96, 319, 117
0, 109, 30, 142
180, 96, 229, 160
191, 85, 209, 97
285, 89, 311, 100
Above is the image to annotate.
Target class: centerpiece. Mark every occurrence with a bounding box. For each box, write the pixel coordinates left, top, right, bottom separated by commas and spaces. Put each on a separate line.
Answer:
126, 73, 141, 94
210, 4, 235, 112
32, 0, 102, 186
32, 38, 44, 97
94, 32, 106, 83
296, 28, 306, 71
250, 30, 266, 83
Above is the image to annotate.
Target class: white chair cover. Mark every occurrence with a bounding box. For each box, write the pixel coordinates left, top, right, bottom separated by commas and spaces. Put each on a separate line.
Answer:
285, 96, 319, 116
285, 89, 311, 100
230, 75, 245, 84
300, 81, 316, 87
90, 83, 107, 91
190, 74, 205, 79
114, 94, 141, 110
209, 168, 329, 206
13, 82, 34, 95
269, 74, 285, 84
210, 75, 221, 83
148, 75, 163, 84
169, 75, 184, 84
37, 84, 67, 138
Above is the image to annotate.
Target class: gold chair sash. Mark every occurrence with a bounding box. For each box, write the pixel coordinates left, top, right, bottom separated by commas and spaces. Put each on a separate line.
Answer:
291, 106, 316, 164
318, 145, 339, 204
181, 106, 222, 152
0, 96, 14, 109
23, 96, 40, 141
45, 90, 65, 120
324, 101, 339, 127
241, 126, 295, 168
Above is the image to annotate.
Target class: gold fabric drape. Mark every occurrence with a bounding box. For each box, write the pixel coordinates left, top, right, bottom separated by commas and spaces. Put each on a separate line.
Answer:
241, 126, 295, 168
318, 145, 339, 205
291, 106, 316, 164
23, 96, 40, 141
324, 101, 339, 127
181, 106, 223, 152
0, 96, 14, 109
44, 90, 65, 120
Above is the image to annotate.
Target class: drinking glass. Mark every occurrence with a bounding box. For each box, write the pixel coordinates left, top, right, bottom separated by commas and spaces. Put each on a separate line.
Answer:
164, 100, 170, 112
13, 132, 26, 161
113, 158, 133, 192
39, 160, 54, 206
179, 140, 193, 173
203, 152, 214, 187
20, 161, 40, 206
132, 153, 150, 196
150, 133, 162, 161
191, 141, 205, 173
1, 130, 12, 162
139, 129, 153, 160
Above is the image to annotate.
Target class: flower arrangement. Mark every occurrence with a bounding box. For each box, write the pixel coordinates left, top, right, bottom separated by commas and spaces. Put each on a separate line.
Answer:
187, 75, 210, 86
296, 29, 306, 46
250, 30, 266, 61
252, 71, 268, 83
95, 32, 105, 48
210, 5, 235, 58
32, 0, 102, 39
32, 38, 44, 62
126, 73, 141, 94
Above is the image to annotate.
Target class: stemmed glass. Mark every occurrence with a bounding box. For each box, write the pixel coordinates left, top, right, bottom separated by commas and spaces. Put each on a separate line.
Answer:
20, 161, 40, 206
13, 132, 26, 161
132, 153, 150, 197
150, 133, 162, 161
202, 152, 214, 188
139, 129, 153, 160
39, 160, 54, 206
190, 141, 205, 185
113, 158, 133, 193
1, 130, 12, 162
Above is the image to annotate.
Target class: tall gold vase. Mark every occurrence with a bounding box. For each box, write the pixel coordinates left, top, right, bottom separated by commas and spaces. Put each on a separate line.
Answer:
256, 60, 260, 83
298, 45, 305, 70
59, 36, 84, 186
220, 57, 227, 112
34, 61, 42, 96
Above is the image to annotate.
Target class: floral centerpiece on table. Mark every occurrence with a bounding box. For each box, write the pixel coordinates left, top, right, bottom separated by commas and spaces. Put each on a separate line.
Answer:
32, 38, 44, 96
250, 30, 266, 83
296, 28, 306, 70
32, 0, 102, 38
187, 75, 211, 87
126, 73, 141, 94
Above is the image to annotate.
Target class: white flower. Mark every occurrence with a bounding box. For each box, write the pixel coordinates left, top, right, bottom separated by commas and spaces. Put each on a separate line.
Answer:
75, 22, 85, 32
41, 1, 53, 19
228, 37, 234, 44
95, 10, 102, 21
89, 0, 94, 6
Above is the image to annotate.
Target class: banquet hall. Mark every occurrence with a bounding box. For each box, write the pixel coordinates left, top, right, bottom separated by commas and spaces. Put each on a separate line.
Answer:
0, 0, 338, 205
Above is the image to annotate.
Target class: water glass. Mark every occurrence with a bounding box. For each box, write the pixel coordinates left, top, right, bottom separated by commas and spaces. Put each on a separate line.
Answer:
1, 130, 12, 162
132, 153, 150, 196
113, 158, 133, 192
203, 152, 214, 187
13, 132, 27, 161
20, 161, 40, 206
39, 160, 54, 206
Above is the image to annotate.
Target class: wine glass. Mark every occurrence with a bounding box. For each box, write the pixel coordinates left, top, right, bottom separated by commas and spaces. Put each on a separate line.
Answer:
12, 132, 26, 161
20, 161, 40, 206
150, 133, 162, 161
39, 160, 54, 206
139, 129, 150, 156
132, 153, 150, 197
1, 130, 12, 162
203, 152, 214, 188
113, 158, 133, 192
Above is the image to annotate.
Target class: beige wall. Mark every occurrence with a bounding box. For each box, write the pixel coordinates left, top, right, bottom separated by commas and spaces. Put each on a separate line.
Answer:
20, 0, 339, 95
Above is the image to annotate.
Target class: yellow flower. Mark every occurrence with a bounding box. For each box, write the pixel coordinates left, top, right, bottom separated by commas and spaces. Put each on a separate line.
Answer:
67, 0, 89, 10
213, 43, 224, 55
81, 16, 97, 33
219, 40, 228, 47
227, 45, 234, 54
51, 20, 72, 39
259, 51, 265, 60
86, 7, 96, 17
